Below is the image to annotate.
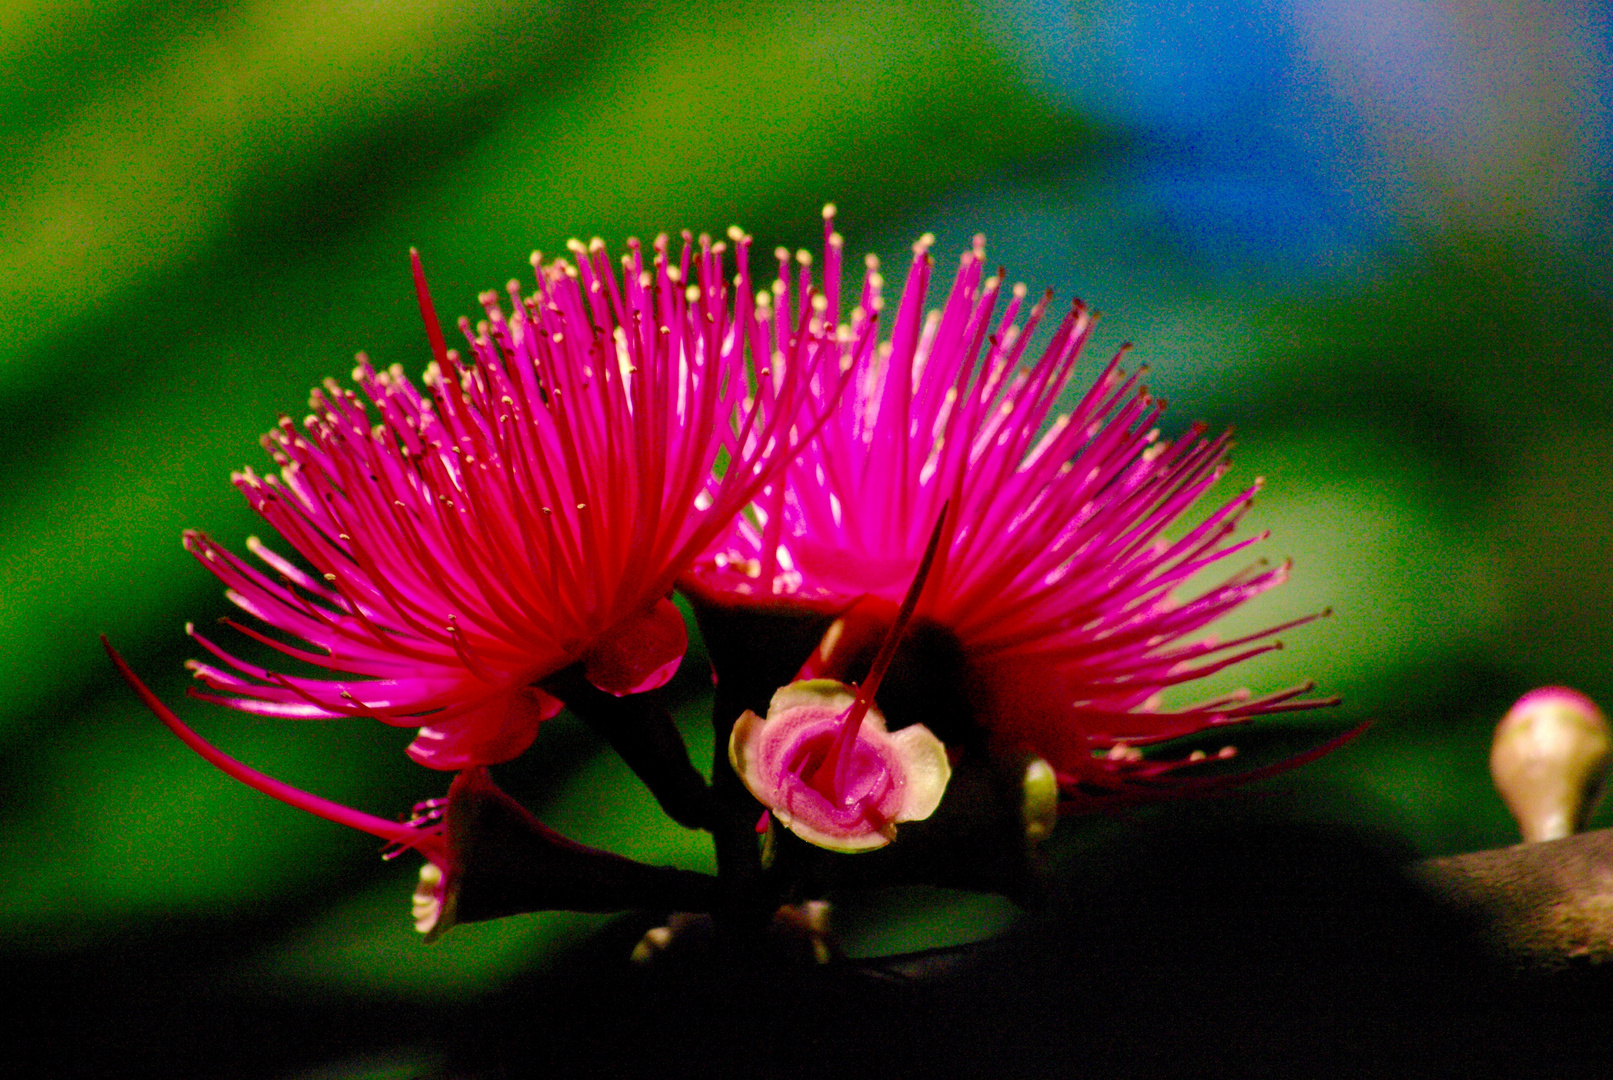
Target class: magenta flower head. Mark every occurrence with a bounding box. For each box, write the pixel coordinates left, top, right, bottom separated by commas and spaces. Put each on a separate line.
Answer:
186, 235, 838, 769
697, 209, 1341, 810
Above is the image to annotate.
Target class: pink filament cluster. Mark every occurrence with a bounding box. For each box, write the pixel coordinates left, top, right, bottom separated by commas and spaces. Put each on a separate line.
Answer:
700, 212, 1334, 807
187, 234, 845, 769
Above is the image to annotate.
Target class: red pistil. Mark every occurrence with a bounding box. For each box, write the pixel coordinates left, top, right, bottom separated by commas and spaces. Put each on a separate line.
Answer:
811, 503, 949, 799
411, 248, 451, 372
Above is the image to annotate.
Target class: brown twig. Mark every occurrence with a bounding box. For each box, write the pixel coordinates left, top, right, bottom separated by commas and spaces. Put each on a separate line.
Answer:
1414, 826, 1613, 967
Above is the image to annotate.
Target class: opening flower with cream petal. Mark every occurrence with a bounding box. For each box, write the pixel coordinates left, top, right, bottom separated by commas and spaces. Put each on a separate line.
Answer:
729, 508, 953, 852
731, 680, 950, 852
185, 236, 842, 769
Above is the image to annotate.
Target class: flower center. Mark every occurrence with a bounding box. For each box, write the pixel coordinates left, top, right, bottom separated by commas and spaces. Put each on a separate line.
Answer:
785, 726, 895, 810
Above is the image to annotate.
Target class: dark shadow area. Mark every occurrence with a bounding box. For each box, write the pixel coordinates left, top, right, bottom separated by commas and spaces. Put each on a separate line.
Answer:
435, 806, 1613, 1080
6, 913, 466, 1080
11, 742, 1611, 1078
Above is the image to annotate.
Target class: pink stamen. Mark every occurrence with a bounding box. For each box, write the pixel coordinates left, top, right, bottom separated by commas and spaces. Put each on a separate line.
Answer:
699, 222, 1343, 813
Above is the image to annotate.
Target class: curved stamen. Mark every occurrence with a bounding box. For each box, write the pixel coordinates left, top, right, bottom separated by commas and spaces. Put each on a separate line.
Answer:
103, 635, 441, 860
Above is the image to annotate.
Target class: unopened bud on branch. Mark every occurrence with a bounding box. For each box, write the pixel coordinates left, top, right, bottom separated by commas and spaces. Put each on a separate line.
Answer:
1491, 687, 1612, 843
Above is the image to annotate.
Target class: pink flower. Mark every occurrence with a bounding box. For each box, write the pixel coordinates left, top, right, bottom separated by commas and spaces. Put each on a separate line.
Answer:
698, 211, 1338, 808
187, 235, 838, 769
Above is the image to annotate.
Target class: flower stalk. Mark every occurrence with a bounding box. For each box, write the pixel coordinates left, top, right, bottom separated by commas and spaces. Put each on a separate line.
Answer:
433, 766, 717, 932
107, 636, 717, 934
539, 662, 716, 831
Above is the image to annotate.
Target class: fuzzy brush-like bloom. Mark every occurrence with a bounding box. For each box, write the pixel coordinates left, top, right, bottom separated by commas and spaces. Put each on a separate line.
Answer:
188, 235, 840, 769
694, 209, 1338, 809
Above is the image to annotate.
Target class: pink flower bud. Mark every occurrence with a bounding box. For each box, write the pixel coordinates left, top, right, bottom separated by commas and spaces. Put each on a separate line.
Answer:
1491, 687, 1613, 843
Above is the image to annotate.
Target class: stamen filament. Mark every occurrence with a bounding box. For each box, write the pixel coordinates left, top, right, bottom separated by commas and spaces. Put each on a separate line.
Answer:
102, 635, 431, 852
411, 248, 451, 371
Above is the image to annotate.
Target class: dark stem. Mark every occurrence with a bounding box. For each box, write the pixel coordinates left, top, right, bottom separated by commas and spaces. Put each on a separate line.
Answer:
680, 584, 843, 932
710, 676, 774, 934
541, 665, 716, 831
445, 767, 716, 926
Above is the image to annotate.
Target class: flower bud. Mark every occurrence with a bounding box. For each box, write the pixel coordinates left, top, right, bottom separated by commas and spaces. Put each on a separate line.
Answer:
1490, 687, 1612, 843
1019, 754, 1060, 845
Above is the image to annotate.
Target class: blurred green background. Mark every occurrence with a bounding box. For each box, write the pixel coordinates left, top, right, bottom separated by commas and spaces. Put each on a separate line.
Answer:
3, 0, 1610, 1075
